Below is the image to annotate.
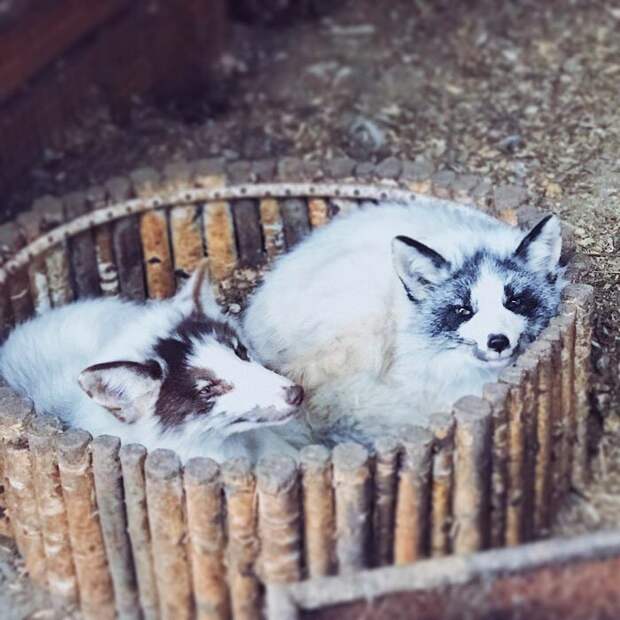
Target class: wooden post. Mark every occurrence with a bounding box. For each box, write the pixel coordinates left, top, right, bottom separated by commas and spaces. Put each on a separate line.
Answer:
145, 449, 193, 620
184, 457, 229, 620
393, 426, 433, 565
256, 455, 302, 584
562, 284, 595, 489
63, 191, 101, 299
92, 436, 141, 619
120, 444, 160, 620
221, 457, 260, 620
452, 396, 493, 554
482, 382, 510, 548
165, 162, 205, 287
307, 198, 329, 229
499, 366, 526, 546
299, 445, 334, 578
0, 222, 33, 325
4, 407, 48, 587
372, 436, 400, 567
132, 167, 176, 299
16, 208, 51, 314
429, 413, 455, 557
107, 176, 147, 301
57, 429, 115, 620
541, 323, 564, 514
86, 185, 120, 296
260, 198, 286, 259
515, 352, 539, 541
195, 159, 238, 283
525, 340, 554, 534
28, 415, 78, 607
332, 443, 371, 574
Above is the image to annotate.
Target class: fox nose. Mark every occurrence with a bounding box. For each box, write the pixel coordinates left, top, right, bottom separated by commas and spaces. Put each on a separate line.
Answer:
284, 385, 304, 407
488, 334, 510, 354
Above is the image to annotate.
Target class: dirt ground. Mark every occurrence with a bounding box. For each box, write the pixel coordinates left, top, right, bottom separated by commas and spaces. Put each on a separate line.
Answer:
1, 0, 618, 617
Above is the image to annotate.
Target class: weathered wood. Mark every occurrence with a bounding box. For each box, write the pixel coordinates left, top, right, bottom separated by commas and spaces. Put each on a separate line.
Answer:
222, 457, 260, 620
165, 162, 205, 288
372, 436, 400, 566
57, 429, 115, 620
16, 208, 51, 313
86, 185, 120, 296
120, 444, 160, 620
92, 435, 141, 619
145, 449, 193, 620
63, 191, 101, 299
482, 382, 511, 547
299, 445, 334, 578
196, 159, 238, 282
499, 367, 527, 546
453, 396, 493, 554
429, 413, 455, 557
107, 176, 146, 301
562, 284, 594, 489
184, 457, 229, 620
233, 200, 264, 267
307, 198, 329, 229
28, 415, 78, 607
260, 198, 286, 259
280, 198, 310, 249
393, 427, 433, 565
133, 168, 176, 299
332, 443, 371, 573
0, 222, 33, 327
257, 455, 302, 584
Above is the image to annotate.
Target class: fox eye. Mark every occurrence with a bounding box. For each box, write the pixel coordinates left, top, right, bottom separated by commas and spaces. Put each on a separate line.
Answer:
507, 296, 522, 308
454, 305, 473, 318
198, 380, 218, 398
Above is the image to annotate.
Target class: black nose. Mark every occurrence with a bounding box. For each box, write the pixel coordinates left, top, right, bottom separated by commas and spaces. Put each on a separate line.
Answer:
284, 385, 304, 407
487, 334, 510, 353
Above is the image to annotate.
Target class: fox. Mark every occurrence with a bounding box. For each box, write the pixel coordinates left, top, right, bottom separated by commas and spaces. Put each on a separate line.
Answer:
243, 197, 567, 443
0, 260, 306, 463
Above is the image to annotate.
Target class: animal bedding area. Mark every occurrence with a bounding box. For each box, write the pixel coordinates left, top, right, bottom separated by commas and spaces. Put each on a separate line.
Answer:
0, 0, 619, 616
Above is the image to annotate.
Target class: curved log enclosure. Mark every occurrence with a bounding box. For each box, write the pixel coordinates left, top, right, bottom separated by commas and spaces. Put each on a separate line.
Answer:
0, 157, 595, 618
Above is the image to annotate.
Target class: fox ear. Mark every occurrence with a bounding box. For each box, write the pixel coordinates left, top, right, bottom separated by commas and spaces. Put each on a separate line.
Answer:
392, 235, 451, 301
174, 258, 220, 317
514, 215, 562, 272
78, 360, 162, 424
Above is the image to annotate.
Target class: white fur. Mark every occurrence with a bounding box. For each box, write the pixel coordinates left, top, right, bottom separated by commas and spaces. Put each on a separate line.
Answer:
244, 197, 563, 438
0, 268, 309, 463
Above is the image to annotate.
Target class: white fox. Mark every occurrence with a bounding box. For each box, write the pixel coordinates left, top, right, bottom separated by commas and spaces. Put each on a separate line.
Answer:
244, 197, 566, 442
0, 261, 307, 463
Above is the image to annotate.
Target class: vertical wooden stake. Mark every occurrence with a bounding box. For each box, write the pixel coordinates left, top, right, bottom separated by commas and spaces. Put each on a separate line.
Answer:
0, 222, 33, 325
482, 382, 511, 548
299, 445, 334, 578
332, 443, 371, 574
57, 429, 115, 620
184, 457, 229, 620
307, 198, 329, 229
562, 284, 595, 489
429, 413, 455, 557
145, 449, 193, 620
499, 366, 526, 546
120, 444, 160, 620
92, 436, 141, 619
393, 426, 433, 565
372, 436, 400, 566
256, 455, 302, 584
132, 168, 176, 299
28, 415, 78, 607
222, 457, 260, 620
452, 396, 493, 554
259, 198, 286, 259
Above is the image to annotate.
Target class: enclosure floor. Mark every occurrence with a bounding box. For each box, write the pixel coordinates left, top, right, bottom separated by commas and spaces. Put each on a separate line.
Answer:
1, 0, 619, 614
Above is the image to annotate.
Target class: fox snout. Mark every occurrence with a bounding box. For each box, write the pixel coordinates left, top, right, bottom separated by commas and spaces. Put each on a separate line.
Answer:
284, 385, 304, 407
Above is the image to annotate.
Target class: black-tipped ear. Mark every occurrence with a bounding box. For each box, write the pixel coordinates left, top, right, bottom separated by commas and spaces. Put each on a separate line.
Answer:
392, 235, 451, 302
78, 360, 162, 423
514, 215, 562, 272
